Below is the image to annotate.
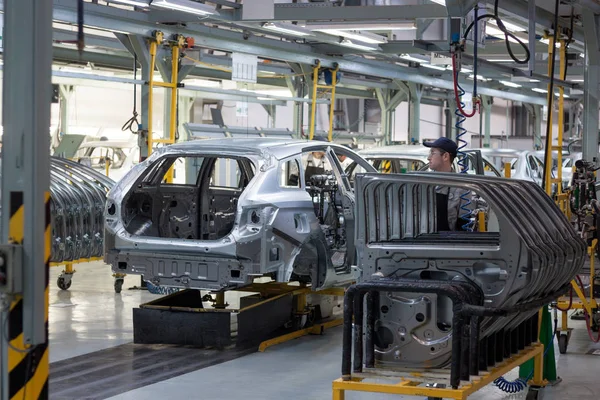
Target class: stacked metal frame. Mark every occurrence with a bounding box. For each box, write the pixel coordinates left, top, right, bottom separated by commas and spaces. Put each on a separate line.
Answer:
49, 157, 115, 263
346, 172, 586, 388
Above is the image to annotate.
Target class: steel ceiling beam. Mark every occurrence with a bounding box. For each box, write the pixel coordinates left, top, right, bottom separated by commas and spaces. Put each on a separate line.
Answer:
228, 4, 448, 22
1, 0, 548, 105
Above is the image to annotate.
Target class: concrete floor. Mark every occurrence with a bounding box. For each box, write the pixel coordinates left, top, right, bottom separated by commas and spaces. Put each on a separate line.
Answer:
49, 261, 600, 400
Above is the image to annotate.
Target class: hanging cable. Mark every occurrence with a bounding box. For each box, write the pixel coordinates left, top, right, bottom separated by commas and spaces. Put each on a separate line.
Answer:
122, 54, 140, 134
542, 0, 560, 190
462, 0, 530, 64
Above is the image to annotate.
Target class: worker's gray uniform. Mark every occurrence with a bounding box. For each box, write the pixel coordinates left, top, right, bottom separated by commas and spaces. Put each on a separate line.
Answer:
436, 186, 465, 231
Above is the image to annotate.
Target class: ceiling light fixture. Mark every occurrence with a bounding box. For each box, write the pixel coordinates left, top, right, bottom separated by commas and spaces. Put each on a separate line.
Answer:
468, 74, 489, 81
308, 22, 416, 31
318, 29, 387, 44
429, 0, 446, 5
422, 64, 446, 71
485, 26, 528, 43
499, 80, 522, 88
339, 39, 378, 51
151, 0, 218, 16
400, 54, 426, 63
532, 88, 548, 93
540, 38, 561, 48
108, 0, 150, 7
489, 19, 525, 32
489, 59, 516, 62
262, 22, 312, 37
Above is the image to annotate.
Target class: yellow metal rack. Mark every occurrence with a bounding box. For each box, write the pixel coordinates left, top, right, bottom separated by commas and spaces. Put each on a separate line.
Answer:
332, 343, 545, 400
147, 30, 184, 182
309, 61, 339, 141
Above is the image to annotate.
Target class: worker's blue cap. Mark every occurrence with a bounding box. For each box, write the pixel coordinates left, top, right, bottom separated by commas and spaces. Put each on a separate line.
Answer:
423, 137, 458, 156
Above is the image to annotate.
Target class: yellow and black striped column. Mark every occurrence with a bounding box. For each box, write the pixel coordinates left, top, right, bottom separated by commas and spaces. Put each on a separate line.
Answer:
7, 192, 50, 399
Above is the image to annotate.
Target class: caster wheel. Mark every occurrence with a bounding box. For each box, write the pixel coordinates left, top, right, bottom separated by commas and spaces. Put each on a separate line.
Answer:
57, 276, 71, 291
114, 279, 124, 294
558, 334, 568, 354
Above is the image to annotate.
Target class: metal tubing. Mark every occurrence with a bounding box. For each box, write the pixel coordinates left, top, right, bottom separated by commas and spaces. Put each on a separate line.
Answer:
353, 291, 364, 373
470, 317, 481, 376
531, 314, 539, 343
342, 287, 355, 380
495, 329, 504, 363
460, 322, 470, 381
518, 320, 526, 351
511, 327, 519, 354
504, 329, 512, 358
487, 332, 496, 367
479, 335, 488, 372
365, 291, 376, 368
450, 313, 463, 389
328, 67, 339, 141
148, 39, 157, 155
309, 64, 319, 140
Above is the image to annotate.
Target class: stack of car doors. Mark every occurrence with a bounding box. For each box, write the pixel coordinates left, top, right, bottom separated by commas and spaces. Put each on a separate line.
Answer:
50, 157, 115, 263
345, 172, 586, 386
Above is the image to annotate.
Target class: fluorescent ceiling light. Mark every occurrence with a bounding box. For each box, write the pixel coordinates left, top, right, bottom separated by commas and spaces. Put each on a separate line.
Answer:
499, 80, 522, 88
572, 79, 584, 82
108, 0, 149, 7
339, 39, 378, 51
468, 74, 489, 81
489, 20, 526, 32
485, 26, 528, 43
262, 22, 311, 37
489, 59, 515, 62
317, 29, 387, 44
151, 0, 218, 16
530, 79, 540, 82
445, 65, 473, 73
400, 54, 426, 63
308, 22, 416, 31
540, 38, 561, 48
429, 0, 446, 5
532, 88, 548, 93
422, 64, 446, 71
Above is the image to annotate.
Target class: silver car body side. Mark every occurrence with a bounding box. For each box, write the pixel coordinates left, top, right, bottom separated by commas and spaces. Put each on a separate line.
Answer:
104, 138, 376, 291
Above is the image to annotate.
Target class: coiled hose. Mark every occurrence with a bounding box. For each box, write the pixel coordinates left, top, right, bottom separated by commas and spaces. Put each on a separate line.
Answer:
452, 55, 474, 231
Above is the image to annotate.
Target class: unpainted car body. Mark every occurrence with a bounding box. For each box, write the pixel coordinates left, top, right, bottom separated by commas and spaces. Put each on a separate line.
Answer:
104, 138, 376, 291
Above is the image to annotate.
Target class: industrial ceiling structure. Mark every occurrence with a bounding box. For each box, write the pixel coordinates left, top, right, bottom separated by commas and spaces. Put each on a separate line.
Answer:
2, 0, 596, 105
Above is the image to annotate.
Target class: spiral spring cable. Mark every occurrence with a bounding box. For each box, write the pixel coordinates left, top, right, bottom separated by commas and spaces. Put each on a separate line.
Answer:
494, 316, 558, 393
453, 73, 474, 231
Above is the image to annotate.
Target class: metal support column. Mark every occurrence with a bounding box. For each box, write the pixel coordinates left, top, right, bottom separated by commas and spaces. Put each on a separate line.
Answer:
0, 1, 53, 399
582, 12, 600, 162
408, 82, 423, 144
115, 34, 151, 161
287, 76, 304, 138
376, 87, 406, 145
261, 104, 277, 128
532, 105, 543, 150
58, 85, 74, 137
481, 95, 493, 148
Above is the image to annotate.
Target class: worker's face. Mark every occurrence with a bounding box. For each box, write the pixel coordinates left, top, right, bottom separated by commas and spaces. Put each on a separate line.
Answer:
312, 151, 325, 159
337, 154, 347, 162
427, 148, 451, 171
